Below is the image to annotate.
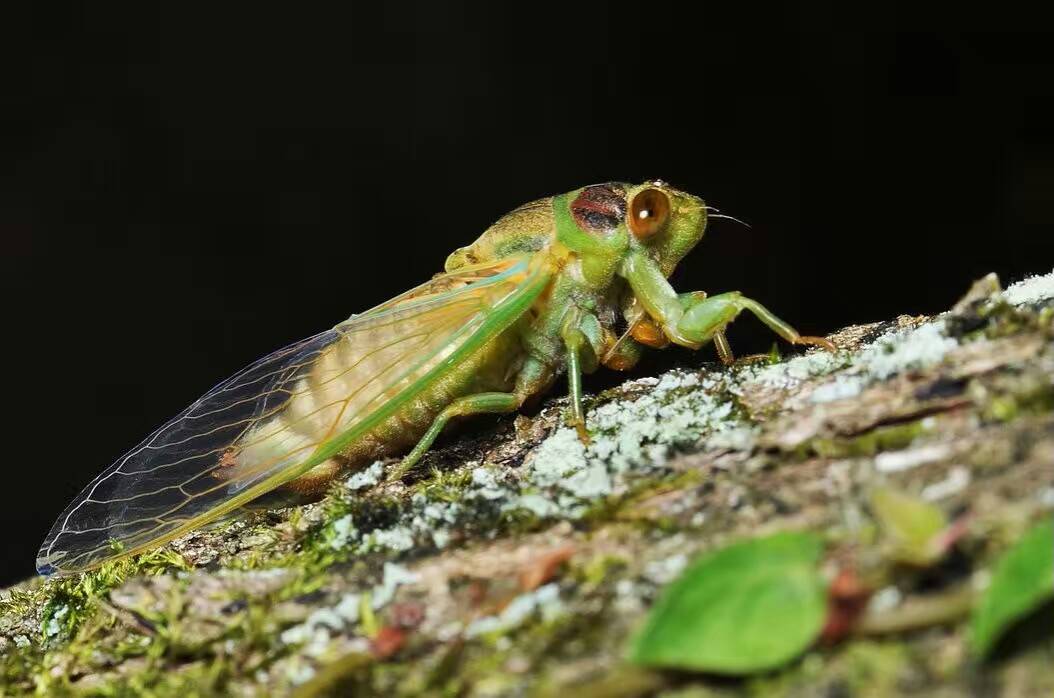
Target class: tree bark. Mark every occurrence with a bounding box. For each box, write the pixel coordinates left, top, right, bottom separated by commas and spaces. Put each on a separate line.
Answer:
2, 271, 1053, 697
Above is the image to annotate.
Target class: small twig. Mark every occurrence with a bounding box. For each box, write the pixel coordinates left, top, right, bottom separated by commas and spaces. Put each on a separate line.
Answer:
855, 583, 975, 636
97, 600, 157, 636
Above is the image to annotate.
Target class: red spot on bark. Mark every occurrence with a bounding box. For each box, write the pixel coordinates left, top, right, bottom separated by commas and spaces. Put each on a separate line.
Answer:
388, 601, 426, 630
370, 626, 407, 659
820, 567, 874, 644
933, 513, 973, 557
466, 579, 490, 608
518, 544, 576, 592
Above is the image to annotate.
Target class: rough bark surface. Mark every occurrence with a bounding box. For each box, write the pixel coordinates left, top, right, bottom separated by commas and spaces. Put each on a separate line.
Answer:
2, 271, 1053, 697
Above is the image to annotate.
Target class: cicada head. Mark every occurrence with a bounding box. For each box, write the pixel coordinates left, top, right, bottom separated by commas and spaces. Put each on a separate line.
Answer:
551, 180, 707, 289
447, 181, 707, 288
622, 180, 708, 278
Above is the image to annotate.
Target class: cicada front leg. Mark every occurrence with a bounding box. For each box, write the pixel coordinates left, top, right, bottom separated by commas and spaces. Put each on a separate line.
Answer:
674, 291, 836, 364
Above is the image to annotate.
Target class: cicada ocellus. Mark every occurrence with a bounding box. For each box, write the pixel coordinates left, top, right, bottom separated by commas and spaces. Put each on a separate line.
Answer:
37, 181, 833, 575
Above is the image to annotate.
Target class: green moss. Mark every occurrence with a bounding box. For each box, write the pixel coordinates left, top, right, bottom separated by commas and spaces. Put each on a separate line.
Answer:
575, 554, 630, 590
751, 640, 909, 698
415, 466, 475, 503
497, 507, 547, 536
578, 470, 705, 528
288, 652, 373, 698
806, 419, 929, 459
41, 548, 191, 643
980, 377, 1054, 423
0, 583, 42, 622
976, 300, 1046, 341
0, 548, 194, 694
0, 640, 44, 694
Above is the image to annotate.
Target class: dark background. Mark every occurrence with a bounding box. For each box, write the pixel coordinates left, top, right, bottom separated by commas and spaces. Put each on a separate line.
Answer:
3, 7, 1054, 585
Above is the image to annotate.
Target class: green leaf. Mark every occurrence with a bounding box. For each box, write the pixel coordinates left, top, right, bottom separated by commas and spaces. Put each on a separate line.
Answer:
629, 531, 827, 675
971, 518, 1054, 657
869, 486, 948, 565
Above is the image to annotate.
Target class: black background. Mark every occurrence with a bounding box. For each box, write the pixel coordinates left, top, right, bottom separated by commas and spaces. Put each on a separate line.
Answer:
3, 6, 1054, 585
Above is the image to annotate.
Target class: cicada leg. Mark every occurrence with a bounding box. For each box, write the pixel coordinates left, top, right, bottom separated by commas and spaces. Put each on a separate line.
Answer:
676, 291, 837, 354
386, 392, 522, 482
561, 325, 591, 445
712, 329, 735, 365
560, 310, 614, 444
712, 328, 779, 366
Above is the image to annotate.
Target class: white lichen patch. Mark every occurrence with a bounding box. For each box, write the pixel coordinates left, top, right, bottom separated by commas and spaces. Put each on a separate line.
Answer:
44, 604, 69, 639
505, 493, 561, 518
345, 461, 385, 491
470, 467, 508, 501
752, 349, 849, 390
312, 367, 755, 568
809, 374, 867, 404
409, 494, 462, 549
371, 562, 420, 609
328, 515, 357, 550
561, 462, 614, 499
464, 583, 564, 638
280, 563, 418, 652
643, 553, 689, 585
327, 514, 415, 555
874, 443, 952, 473
855, 321, 958, 380
787, 320, 960, 406
284, 658, 319, 686
332, 593, 361, 623
921, 466, 971, 501
523, 429, 589, 489
867, 586, 903, 614
704, 424, 759, 451
279, 612, 340, 652
519, 370, 742, 512
1001, 269, 1054, 306
364, 525, 415, 553
329, 479, 487, 557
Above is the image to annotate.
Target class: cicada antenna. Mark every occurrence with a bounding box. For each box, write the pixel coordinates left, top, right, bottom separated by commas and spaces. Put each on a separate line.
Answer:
703, 205, 752, 229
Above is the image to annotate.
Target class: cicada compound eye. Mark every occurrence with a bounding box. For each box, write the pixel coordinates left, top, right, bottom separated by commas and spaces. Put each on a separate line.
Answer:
628, 187, 670, 240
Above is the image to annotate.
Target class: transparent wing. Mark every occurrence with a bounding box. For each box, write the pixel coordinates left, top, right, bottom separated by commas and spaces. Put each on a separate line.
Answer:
38, 256, 549, 575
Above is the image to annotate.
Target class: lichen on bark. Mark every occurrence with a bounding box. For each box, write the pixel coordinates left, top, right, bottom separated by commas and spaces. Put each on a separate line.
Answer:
2, 271, 1053, 697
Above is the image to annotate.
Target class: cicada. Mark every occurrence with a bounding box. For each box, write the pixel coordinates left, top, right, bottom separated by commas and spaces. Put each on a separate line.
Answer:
37, 181, 833, 576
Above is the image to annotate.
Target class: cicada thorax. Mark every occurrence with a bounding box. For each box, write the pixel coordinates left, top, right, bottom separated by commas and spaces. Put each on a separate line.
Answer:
444, 196, 555, 271
445, 182, 634, 278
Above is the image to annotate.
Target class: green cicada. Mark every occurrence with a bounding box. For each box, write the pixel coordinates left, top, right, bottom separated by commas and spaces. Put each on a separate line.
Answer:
37, 181, 833, 576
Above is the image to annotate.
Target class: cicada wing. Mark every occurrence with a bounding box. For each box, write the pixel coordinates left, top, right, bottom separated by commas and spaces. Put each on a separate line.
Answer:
38, 255, 550, 575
